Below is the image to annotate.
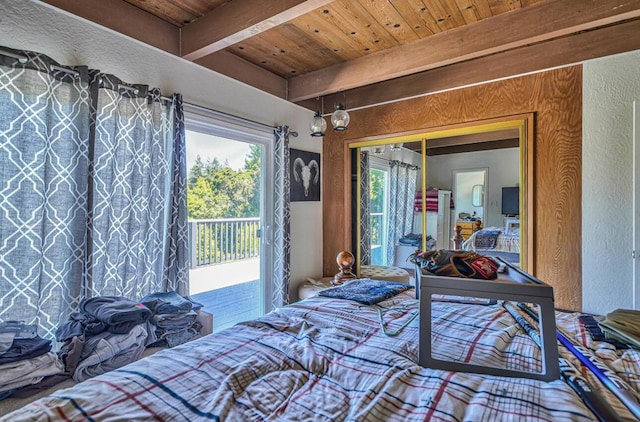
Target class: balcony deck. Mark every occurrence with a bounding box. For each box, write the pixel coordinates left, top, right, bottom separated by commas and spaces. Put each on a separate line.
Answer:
190, 258, 262, 333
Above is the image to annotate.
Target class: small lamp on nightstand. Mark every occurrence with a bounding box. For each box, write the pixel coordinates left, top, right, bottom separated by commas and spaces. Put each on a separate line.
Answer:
333, 251, 357, 285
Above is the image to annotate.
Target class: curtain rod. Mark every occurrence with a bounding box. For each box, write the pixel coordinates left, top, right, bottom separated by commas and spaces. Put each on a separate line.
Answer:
163, 96, 275, 131
170, 97, 298, 137
368, 154, 420, 168
0, 48, 79, 77
0, 48, 27, 63
0, 48, 296, 136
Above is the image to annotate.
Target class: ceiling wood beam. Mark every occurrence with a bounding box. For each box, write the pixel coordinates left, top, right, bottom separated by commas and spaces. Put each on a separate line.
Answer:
195, 51, 287, 98
298, 18, 640, 111
40, 0, 287, 99
181, 0, 337, 61
288, 0, 640, 101
427, 139, 520, 156
40, 0, 180, 55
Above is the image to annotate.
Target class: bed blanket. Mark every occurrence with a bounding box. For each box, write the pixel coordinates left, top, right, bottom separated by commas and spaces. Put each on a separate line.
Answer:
464, 226, 521, 254
318, 278, 412, 304
473, 228, 501, 249
3, 292, 639, 421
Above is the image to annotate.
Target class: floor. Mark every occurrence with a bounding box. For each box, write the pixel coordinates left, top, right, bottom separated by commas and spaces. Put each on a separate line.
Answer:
189, 258, 263, 333
189, 258, 260, 295
191, 280, 262, 333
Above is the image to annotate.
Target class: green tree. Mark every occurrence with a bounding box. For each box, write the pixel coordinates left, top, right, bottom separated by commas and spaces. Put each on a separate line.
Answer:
187, 176, 223, 219
243, 145, 261, 217
370, 169, 385, 213
369, 169, 386, 245
188, 155, 205, 188
186, 146, 264, 262
186, 146, 262, 219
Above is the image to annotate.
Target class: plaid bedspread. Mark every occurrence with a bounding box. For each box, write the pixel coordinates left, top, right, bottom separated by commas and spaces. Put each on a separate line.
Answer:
464, 227, 521, 253
3, 291, 639, 421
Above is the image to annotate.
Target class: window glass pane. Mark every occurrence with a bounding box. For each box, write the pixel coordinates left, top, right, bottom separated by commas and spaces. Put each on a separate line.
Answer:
185, 129, 263, 332
370, 168, 388, 265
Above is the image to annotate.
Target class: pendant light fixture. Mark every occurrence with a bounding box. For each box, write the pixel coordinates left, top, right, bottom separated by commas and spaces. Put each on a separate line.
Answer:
310, 110, 327, 137
331, 104, 350, 131
310, 97, 327, 137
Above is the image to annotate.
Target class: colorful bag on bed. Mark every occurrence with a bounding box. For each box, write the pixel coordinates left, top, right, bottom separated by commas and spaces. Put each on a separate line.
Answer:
409, 249, 499, 280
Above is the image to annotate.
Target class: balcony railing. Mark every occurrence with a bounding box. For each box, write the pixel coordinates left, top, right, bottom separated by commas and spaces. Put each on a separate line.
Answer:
189, 218, 260, 268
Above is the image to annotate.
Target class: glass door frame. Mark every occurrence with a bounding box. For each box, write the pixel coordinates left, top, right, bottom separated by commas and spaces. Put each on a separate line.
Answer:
183, 104, 274, 315
368, 159, 391, 266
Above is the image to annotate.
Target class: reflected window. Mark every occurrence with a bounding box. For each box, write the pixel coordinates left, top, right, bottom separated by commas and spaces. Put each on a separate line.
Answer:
369, 167, 389, 265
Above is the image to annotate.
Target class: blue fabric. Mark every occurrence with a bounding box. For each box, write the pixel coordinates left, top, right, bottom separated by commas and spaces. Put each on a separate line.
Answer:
0, 388, 18, 401
0, 48, 91, 339
141, 291, 201, 315
0, 336, 51, 364
272, 126, 291, 309
80, 296, 152, 334
0, 46, 188, 340
318, 278, 413, 305
474, 229, 502, 249
163, 93, 190, 295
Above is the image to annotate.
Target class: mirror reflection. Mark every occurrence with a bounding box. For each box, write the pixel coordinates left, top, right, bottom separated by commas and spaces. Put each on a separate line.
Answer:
357, 140, 423, 267
353, 122, 524, 273
471, 184, 484, 207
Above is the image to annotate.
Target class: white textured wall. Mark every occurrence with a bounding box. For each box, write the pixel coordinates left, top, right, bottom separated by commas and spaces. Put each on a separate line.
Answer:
1, 0, 323, 301
583, 50, 640, 314
427, 148, 520, 228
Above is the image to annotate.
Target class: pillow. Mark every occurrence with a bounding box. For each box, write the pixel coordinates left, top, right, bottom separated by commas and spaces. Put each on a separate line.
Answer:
318, 278, 413, 305
409, 249, 498, 280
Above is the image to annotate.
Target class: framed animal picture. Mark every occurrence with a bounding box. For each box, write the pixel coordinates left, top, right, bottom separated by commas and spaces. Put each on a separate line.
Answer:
290, 148, 320, 201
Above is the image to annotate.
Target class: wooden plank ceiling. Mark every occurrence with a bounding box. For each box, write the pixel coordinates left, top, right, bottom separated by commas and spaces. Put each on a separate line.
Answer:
43, 0, 640, 109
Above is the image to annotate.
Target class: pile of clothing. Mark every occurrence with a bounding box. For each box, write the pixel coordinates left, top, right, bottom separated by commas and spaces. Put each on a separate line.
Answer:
0, 322, 65, 400
56, 296, 152, 382
141, 292, 202, 348
398, 233, 423, 247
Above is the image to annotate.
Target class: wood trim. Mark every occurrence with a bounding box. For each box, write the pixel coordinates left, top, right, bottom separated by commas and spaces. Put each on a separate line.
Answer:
426, 129, 519, 148
525, 114, 535, 273
345, 139, 353, 261
181, 0, 337, 60
298, 18, 640, 111
288, 0, 640, 101
195, 51, 287, 98
322, 67, 582, 311
427, 139, 520, 156
41, 0, 180, 55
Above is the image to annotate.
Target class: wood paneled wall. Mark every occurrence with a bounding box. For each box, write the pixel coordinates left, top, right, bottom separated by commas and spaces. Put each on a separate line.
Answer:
322, 66, 583, 311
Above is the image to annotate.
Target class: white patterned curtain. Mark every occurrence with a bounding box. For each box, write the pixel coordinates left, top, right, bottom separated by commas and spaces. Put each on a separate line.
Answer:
359, 151, 371, 266
272, 126, 291, 308
86, 73, 187, 298
386, 161, 418, 266
0, 50, 91, 339
0, 47, 188, 338
164, 94, 189, 295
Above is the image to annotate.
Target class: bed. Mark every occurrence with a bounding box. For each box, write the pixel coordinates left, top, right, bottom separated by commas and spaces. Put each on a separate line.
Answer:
463, 226, 520, 263
2, 287, 639, 421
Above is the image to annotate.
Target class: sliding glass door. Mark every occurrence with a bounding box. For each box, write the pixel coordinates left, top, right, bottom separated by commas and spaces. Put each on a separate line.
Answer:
184, 107, 273, 332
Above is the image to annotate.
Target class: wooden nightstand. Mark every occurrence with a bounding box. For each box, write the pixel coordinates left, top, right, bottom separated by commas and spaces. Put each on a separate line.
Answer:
456, 220, 482, 238
298, 277, 334, 300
